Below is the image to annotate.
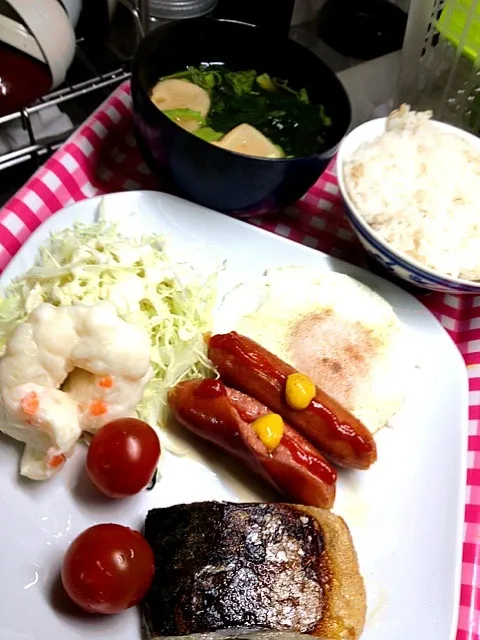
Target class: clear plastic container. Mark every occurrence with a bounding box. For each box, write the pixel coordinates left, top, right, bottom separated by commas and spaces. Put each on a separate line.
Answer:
149, 0, 218, 21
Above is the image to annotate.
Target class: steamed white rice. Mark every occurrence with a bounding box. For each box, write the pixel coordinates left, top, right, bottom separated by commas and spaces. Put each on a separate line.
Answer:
343, 104, 480, 281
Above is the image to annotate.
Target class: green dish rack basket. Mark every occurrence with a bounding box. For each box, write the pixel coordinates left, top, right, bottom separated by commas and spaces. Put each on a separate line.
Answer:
395, 0, 480, 134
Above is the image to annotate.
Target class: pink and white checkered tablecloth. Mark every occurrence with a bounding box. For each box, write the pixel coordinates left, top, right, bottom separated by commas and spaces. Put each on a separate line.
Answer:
1, 81, 479, 639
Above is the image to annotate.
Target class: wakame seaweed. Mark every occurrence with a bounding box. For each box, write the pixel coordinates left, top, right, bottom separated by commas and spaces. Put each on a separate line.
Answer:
160, 65, 331, 157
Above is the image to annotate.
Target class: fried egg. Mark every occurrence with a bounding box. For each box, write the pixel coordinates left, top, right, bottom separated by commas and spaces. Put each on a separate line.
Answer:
216, 266, 408, 434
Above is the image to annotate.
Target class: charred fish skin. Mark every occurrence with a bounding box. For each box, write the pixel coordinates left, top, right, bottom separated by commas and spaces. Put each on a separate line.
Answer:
142, 502, 326, 638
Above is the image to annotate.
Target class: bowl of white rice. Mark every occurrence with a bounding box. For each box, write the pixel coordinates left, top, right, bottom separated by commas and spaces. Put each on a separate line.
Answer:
336, 103, 480, 293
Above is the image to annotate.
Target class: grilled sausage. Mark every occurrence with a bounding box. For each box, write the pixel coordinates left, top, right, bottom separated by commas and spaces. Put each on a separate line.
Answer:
208, 332, 377, 470
168, 379, 336, 509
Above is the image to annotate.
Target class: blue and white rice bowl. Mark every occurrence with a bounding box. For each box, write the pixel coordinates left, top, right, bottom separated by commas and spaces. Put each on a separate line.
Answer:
336, 116, 480, 294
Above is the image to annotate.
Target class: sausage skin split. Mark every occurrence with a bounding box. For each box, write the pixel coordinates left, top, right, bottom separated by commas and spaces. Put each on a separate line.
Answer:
208, 332, 377, 470
167, 379, 336, 509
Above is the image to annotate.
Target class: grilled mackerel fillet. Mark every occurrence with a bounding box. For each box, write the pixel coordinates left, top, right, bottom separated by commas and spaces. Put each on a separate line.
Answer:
142, 502, 366, 640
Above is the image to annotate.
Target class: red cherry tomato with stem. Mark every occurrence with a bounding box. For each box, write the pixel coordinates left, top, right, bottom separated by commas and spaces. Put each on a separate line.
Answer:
61, 523, 155, 614
86, 418, 161, 498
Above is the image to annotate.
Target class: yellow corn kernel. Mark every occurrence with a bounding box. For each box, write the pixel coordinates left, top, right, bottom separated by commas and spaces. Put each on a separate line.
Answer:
285, 373, 316, 410
252, 413, 284, 453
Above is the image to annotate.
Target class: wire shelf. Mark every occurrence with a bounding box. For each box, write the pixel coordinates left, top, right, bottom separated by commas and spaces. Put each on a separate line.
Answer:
0, 0, 149, 173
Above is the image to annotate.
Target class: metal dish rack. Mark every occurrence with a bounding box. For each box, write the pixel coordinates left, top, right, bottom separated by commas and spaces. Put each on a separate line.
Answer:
0, 0, 149, 174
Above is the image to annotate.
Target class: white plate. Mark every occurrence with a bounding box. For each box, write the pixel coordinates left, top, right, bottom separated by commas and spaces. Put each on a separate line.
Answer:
0, 191, 468, 640
0, 14, 46, 62
56, 0, 82, 27
3, 0, 76, 89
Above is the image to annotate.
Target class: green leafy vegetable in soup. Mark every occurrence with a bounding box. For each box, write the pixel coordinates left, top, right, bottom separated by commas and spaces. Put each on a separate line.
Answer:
150, 65, 331, 158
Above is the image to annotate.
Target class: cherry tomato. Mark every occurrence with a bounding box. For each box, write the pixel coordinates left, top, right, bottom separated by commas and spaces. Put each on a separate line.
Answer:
61, 523, 155, 614
86, 418, 161, 498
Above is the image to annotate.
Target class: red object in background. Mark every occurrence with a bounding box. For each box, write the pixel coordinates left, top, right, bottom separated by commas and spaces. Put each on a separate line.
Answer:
0, 42, 51, 118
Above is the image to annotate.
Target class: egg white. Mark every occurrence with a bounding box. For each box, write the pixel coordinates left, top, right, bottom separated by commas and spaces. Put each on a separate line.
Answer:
216, 266, 409, 434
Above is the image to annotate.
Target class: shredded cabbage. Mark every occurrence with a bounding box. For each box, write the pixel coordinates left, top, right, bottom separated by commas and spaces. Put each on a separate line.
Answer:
0, 203, 217, 454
